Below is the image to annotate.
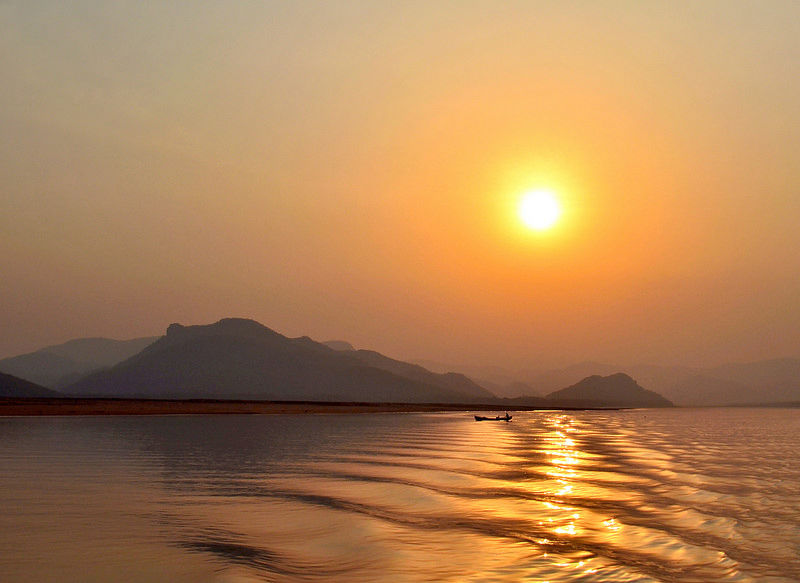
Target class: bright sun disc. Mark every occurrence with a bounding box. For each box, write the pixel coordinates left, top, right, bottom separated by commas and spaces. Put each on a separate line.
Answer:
519, 189, 561, 230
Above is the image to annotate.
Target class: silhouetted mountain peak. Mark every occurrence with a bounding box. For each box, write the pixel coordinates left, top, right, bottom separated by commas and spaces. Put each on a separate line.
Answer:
163, 318, 285, 344
166, 323, 184, 336
546, 373, 673, 407
169, 317, 274, 335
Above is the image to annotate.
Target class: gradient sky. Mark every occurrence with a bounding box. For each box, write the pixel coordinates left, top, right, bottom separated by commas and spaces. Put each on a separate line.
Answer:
2, 1, 799, 369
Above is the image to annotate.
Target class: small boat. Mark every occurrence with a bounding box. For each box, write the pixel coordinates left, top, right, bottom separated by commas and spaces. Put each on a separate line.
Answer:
474, 413, 512, 422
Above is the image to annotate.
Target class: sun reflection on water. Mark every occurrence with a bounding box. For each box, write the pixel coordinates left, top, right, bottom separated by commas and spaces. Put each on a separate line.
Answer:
530, 413, 624, 578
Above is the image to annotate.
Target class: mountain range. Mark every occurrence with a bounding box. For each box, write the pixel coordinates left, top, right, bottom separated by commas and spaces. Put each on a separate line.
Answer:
65, 319, 494, 403
5, 317, 795, 407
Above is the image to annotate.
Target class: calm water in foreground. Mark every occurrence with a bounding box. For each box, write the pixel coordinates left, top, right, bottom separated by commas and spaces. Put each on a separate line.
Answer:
1, 408, 799, 582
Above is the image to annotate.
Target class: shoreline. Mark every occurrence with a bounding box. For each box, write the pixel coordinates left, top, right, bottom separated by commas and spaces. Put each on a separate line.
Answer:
0, 397, 608, 416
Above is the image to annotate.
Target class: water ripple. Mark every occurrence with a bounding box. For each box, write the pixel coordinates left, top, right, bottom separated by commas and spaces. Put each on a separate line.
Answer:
1, 409, 799, 581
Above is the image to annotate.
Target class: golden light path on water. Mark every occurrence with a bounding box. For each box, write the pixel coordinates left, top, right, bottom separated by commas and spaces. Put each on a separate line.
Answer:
1, 410, 799, 582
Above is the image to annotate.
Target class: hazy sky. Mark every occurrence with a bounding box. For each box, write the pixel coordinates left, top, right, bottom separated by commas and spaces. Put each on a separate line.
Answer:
2, 1, 799, 369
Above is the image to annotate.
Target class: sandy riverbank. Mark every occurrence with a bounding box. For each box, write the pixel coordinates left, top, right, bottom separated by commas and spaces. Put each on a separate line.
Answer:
0, 398, 558, 416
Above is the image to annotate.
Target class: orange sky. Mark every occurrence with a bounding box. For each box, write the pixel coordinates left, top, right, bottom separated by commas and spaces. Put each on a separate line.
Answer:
2, 1, 799, 369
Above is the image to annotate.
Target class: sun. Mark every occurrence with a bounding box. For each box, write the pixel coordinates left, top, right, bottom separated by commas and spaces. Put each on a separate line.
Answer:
518, 189, 561, 231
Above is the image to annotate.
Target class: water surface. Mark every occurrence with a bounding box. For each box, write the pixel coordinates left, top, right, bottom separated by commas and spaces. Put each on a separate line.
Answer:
1, 408, 798, 582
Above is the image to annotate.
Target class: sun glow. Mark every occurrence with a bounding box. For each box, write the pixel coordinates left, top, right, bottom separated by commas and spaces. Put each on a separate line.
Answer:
519, 189, 561, 231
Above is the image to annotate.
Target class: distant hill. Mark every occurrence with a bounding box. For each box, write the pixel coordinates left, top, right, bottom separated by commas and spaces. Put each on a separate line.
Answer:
529, 362, 623, 394
67, 318, 495, 403
0, 336, 158, 388
0, 351, 83, 389
517, 362, 697, 403
458, 358, 800, 406
658, 374, 751, 407
0, 372, 62, 398
545, 373, 673, 408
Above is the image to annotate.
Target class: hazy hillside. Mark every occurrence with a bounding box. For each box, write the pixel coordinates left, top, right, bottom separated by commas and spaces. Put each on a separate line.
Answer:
0, 352, 83, 389
348, 350, 494, 401
0, 336, 158, 388
67, 318, 493, 403
411, 360, 525, 396
545, 373, 673, 408
704, 359, 800, 404
0, 372, 62, 398
440, 358, 800, 406
39, 336, 159, 366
